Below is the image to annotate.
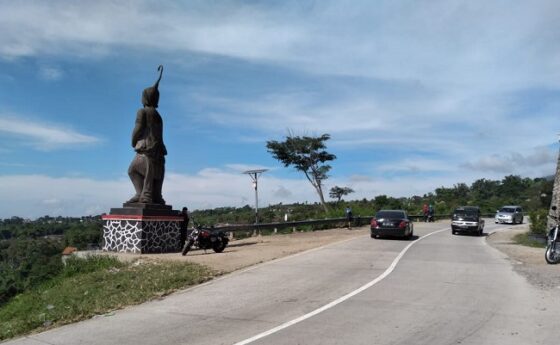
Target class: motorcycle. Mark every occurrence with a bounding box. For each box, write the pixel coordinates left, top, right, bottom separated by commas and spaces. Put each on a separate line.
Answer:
181, 222, 229, 256
545, 206, 560, 265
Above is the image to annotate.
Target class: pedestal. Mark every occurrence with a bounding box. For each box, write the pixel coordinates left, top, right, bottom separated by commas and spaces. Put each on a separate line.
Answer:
102, 204, 183, 254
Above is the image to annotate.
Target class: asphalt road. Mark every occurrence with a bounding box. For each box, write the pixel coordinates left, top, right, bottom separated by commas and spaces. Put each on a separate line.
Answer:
7, 220, 560, 345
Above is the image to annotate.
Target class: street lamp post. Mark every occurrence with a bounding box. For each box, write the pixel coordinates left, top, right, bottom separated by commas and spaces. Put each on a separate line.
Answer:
243, 169, 268, 225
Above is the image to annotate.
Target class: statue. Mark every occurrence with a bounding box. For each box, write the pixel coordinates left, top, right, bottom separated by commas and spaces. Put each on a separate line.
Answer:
126, 65, 167, 205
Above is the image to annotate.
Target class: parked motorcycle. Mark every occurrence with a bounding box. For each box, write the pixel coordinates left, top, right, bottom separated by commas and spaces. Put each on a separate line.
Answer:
545, 206, 560, 265
181, 222, 229, 256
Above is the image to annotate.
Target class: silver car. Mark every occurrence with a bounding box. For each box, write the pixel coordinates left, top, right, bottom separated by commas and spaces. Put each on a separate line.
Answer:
495, 206, 524, 224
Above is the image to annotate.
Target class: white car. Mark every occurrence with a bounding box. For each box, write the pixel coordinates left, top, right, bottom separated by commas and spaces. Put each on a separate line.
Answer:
495, 206, 524, 224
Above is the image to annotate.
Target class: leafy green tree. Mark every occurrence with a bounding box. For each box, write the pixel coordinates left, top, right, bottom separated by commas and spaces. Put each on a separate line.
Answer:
267, 133, 336, 213
499, 175, 530, 200
63, 223, 102, 250
329, 186, 354, 203
0, 238, 63, 304
470, 178, 499, 200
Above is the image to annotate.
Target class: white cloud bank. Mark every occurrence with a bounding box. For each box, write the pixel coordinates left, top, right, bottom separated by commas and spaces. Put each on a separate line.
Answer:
1, 152, 556, 219
0, 115, 100, 150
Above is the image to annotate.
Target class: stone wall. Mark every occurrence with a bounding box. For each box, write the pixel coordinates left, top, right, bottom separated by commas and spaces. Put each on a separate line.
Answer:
102, 217, 182, 254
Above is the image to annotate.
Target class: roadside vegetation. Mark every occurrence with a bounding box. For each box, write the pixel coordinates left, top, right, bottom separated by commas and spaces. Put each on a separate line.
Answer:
0, 255, 215, 341
512, 232, 546, 248
510, 208, 549, 248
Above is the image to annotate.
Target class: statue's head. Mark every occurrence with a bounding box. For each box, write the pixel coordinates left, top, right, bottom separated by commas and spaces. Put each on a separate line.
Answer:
142, 65, 163, 108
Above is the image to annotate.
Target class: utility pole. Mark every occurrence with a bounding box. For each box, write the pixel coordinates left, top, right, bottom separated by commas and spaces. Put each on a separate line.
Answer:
243, 169, 268, 226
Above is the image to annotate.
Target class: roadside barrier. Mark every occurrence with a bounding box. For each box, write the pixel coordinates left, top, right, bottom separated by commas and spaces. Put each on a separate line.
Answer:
208, 214, 495, 233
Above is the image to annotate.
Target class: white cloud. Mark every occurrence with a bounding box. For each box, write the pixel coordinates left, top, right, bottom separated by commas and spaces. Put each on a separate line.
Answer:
0, 115, 100, 150
374, 157, 456, 174
0, 175, 129, 219
2, 153, 556, 219
1, 1, 558, 89
38, 66, 63, 81
462, 147, 556, 175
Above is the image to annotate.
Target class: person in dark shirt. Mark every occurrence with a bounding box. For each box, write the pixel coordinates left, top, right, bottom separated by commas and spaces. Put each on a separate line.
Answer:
180, 207, 190, 248
345, 206, 353, 229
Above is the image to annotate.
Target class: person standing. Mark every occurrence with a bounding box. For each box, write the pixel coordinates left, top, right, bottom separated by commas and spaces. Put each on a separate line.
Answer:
345, 206, 353, 229
180, 207, 190, 248
428, 204, 434, 222
422, 204, 429, 222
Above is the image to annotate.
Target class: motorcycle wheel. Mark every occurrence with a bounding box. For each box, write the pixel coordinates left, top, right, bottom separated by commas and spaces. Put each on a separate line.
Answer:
545, 243, 560, 264
182, 240, 194, 256
212, 240, 227, 253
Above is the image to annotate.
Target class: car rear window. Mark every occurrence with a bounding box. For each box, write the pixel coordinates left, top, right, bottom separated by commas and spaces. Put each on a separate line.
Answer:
376, 211, 405, 219
454, 209, 478, 217
500, 207, 515, 213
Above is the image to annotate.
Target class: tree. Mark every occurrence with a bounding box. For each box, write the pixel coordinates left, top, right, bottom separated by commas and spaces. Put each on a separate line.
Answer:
329, 186, 354, 203
267, 133, 336, 213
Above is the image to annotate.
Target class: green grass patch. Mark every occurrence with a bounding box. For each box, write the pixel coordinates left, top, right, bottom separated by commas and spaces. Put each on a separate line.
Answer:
0, 255, 216, 341
512, 232, 546, 248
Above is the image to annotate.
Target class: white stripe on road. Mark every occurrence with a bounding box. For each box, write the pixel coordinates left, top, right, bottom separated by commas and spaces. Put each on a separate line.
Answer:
233, 227, 449, 345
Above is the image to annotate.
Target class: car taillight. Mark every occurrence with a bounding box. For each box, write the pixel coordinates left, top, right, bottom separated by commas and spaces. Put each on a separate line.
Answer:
399, 221, 407, 229
371, 218, 378, 228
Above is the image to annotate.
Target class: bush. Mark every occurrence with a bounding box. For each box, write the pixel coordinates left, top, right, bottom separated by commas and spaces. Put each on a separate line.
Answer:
529, 209, 549, 236
0, 238, 64, 305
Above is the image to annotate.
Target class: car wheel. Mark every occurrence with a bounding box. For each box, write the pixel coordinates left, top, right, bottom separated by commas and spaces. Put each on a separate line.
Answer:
452, 230, 456, 235
370, 233, 375, 238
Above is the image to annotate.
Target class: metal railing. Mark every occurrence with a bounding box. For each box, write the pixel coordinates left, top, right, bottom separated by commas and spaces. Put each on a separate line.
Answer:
209, 213, 496, 233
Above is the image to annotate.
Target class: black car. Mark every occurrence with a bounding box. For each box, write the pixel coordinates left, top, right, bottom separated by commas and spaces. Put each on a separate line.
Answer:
451, 206, 484, 236
370, 210, 414, 239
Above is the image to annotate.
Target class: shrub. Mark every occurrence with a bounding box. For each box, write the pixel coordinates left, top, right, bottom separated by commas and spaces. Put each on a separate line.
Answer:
529, 209, 549, 236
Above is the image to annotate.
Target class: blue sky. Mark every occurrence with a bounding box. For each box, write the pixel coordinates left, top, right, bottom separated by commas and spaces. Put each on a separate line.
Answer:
0, 0, 559, 218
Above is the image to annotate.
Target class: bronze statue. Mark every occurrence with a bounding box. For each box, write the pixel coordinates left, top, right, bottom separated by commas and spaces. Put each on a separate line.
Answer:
127, 65, 167, 205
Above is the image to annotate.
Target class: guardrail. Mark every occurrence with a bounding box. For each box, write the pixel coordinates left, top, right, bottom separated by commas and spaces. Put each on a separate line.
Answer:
209, 213, 496, 233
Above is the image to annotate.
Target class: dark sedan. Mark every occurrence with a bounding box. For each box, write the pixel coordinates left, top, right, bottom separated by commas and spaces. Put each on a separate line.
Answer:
370, 210, 414, 239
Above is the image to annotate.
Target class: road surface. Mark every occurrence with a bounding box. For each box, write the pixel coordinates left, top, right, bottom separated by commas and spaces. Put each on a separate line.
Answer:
7, 221, 560, 345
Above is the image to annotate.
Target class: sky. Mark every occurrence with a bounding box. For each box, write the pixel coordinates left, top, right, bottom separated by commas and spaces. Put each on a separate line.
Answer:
0, 0, 559, 219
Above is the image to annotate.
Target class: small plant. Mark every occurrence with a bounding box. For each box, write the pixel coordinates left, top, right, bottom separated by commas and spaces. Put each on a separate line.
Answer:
529, 209, 549, 236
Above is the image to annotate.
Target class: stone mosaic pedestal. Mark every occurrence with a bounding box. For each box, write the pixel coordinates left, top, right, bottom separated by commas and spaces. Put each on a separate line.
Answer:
102, 204, 183, 254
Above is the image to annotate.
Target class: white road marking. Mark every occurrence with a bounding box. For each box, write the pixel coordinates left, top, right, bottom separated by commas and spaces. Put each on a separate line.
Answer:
233, 227, 449, 345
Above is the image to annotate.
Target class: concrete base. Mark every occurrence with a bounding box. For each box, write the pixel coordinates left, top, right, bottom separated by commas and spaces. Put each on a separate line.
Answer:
102, 206, 183, 254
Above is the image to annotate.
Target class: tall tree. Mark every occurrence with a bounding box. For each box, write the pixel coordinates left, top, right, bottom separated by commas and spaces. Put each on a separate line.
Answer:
329, 186, 354, 203
266, 134, 336, 213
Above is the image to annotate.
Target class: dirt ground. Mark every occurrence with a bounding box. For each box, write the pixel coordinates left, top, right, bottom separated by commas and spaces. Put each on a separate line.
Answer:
108, 226, 370, 273
486, 224, 560, 291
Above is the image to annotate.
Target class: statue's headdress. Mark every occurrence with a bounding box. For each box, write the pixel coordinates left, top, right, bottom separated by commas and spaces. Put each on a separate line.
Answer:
142, 65, 164, 108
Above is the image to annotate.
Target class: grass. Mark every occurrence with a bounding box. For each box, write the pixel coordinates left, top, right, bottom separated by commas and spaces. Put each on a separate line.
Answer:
0, 255, 216, 341
512, 232, 546, 248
